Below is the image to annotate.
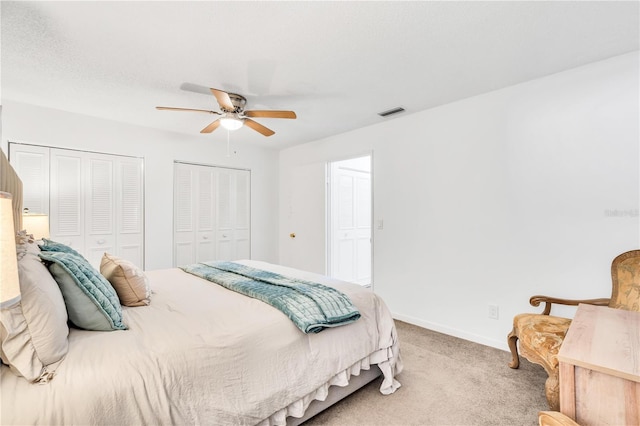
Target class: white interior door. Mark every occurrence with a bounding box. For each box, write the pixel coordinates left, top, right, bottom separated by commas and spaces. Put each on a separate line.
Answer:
328, 156, 372, 286
282, 163, 326, 274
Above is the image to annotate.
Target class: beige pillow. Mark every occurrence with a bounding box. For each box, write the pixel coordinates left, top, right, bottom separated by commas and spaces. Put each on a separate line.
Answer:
100, 253, 151, 307
0, 238, 69, 382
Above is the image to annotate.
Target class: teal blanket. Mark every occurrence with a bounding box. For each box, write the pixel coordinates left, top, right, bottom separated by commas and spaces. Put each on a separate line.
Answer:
180, 261, 360, 333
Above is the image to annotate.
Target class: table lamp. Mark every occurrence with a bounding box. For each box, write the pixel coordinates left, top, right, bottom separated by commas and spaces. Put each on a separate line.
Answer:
22, 213, 50, 241
0, 192, 20, 308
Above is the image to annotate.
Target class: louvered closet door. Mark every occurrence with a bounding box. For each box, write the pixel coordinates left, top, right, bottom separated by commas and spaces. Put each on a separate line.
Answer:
215, 168, 233, 260
233, 169, 251, 260
116, 157, 144, 267
215, 168, 250, 261
10, 144, 144, 267
10, 144, 49, 216
50, 149, 85, 254
173, 164, 216, 266
195, 166, 215, 263
174, 163, 196, 266
174, 163, 250, 266
85, 154, 116, 266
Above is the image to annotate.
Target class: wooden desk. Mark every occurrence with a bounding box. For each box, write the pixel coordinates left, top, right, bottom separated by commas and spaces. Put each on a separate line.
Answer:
558, 304, 640, 426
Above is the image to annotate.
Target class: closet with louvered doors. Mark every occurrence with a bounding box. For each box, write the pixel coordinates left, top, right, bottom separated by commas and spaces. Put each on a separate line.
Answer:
173, 162, 250, 267
9, 143, 144, 268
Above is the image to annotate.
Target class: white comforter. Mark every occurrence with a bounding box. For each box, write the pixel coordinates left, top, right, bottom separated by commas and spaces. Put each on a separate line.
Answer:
0, 260, 402, 425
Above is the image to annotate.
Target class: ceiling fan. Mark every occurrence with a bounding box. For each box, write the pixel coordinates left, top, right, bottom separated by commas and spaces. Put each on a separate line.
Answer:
156, 88, 296, 137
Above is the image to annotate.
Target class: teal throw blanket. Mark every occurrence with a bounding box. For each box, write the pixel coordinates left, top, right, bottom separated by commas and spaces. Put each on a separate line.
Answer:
180, 261, 360, 333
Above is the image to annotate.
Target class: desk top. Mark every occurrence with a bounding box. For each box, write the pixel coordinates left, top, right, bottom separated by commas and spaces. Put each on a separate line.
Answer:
558, 304, 640, 383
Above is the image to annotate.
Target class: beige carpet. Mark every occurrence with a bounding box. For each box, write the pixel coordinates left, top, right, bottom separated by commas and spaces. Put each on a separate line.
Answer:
304, 320, 548, 426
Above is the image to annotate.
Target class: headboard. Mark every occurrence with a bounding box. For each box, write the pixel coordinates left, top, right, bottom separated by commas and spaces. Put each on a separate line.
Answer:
0, 148, 23, 231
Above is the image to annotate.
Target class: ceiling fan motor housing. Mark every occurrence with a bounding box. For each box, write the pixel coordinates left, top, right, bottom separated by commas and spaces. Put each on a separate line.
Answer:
225, 93, 247, 113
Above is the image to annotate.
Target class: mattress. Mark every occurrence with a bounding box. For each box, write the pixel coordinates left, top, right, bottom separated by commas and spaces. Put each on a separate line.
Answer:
0, 260, 402, 425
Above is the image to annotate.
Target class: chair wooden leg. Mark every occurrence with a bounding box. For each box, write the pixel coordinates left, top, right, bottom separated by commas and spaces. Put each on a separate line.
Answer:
507, 329, 520, 369
545, 373, 560, 411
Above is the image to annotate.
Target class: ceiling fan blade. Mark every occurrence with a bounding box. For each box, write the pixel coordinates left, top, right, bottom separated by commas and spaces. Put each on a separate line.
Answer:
244, 119, 275, 137
244, 110, 297, 119
210, 88, 234, 111
200, 120, 222, 134
179, 82, 213, 96
156, 106, 220, 114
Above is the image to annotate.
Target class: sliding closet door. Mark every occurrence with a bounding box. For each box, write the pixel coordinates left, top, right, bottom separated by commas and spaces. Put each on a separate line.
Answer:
173, 162, 250, 266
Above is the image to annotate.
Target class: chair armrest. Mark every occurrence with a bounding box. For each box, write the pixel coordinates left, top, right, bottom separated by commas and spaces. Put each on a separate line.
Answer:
538, 411, 580, 426
529, 295, 610, 315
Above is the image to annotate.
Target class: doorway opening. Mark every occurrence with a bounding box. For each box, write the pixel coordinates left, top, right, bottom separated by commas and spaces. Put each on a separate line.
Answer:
327, 154, 372, 287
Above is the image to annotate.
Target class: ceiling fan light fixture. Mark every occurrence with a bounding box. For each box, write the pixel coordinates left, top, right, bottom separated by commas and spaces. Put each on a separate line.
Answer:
220, 114, 243, 131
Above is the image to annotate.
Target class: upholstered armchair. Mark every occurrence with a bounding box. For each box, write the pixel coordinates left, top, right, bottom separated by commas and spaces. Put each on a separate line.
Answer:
508, 250, 640, 411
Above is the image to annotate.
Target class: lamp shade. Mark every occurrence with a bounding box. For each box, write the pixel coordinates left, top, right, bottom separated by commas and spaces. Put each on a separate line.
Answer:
0, 192, 20, 308
22, 213, 50, 240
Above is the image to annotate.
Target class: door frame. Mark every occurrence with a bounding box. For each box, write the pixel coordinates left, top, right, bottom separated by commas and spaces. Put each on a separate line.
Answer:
325, 152, 374, 289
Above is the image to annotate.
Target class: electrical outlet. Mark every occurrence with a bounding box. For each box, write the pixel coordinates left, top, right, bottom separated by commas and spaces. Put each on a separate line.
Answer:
488, 304, 499, 320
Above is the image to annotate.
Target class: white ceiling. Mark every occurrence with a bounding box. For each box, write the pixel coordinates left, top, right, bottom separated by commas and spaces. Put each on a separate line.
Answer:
2, 1, 638, 150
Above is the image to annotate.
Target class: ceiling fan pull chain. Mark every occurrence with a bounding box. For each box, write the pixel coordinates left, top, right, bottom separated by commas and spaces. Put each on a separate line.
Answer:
226, 129, 231, 158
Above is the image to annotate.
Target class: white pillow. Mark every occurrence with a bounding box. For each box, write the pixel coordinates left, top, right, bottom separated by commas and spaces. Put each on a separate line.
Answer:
0, 239, 69, 382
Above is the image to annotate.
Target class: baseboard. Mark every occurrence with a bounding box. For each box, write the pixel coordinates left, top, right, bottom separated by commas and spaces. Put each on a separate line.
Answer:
392, 312, 510, 352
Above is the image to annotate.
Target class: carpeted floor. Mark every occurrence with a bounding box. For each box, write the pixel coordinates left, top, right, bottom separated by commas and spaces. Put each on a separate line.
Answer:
303, 320, 548, 426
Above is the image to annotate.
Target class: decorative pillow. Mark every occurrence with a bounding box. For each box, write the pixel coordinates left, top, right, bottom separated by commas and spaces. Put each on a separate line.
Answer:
38, 251, 127, 331
38, 238, 84, 259
100, 253, 151, 307
0, 238, 69, 382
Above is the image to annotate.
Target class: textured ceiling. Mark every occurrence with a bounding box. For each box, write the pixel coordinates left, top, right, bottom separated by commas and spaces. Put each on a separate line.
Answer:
2, 1, 638, 149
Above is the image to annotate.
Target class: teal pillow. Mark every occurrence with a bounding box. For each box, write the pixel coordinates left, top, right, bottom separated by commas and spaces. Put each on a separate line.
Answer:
38, 251, 127, 331
39, 239, 84, 259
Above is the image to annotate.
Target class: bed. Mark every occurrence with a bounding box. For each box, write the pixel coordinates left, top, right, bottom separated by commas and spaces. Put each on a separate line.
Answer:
0, 149, 402, 425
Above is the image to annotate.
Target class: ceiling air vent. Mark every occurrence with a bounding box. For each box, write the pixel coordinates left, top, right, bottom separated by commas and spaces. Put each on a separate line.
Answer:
378, 107, 405, 117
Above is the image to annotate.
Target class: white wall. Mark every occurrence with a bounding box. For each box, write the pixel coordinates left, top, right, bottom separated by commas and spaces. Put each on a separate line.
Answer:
1, 101, 280, 270
279, 51, 640, 350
